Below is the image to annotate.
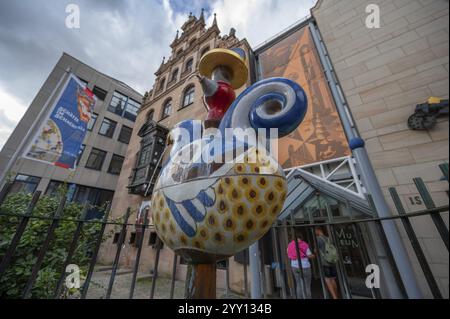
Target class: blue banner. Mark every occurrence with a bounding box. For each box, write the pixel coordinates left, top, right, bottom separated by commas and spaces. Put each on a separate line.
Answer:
25, 74, 96, 169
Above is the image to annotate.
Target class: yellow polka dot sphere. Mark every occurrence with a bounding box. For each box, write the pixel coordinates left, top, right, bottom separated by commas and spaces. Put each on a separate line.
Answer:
151, 147, 287, 263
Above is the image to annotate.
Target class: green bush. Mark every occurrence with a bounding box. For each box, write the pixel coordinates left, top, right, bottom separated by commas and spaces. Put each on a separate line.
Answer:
0, 191, 112, 299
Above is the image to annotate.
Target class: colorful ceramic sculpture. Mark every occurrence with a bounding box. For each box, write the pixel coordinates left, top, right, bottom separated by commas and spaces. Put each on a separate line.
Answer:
151, 48, 307, 263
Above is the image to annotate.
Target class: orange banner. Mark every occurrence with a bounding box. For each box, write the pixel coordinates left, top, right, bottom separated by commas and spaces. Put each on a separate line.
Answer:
258, 26, 350, 168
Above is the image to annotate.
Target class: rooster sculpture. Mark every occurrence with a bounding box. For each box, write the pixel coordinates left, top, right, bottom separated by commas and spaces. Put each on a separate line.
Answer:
151, 48, 307, 263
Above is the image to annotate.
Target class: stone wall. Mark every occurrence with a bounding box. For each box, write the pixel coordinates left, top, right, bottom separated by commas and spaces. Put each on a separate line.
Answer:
313, 0, 449, 298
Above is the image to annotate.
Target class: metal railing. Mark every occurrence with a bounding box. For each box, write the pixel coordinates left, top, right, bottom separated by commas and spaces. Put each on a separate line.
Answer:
268, 203, 448, 299
265, 164, 448, 299
0, 167, 448, 299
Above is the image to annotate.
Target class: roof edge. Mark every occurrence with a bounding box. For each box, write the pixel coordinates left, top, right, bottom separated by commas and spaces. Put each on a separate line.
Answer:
61, 52, 143, 98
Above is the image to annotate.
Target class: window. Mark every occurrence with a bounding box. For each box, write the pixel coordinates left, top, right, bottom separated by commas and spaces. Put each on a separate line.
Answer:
118, 125, 132, 144
182, 85, 195, 107
45, 181, 113, 219
109, 91, 127, 115
161, 99, 172, 119
9, 174, 41, 194
200, 46, 209, 57
176, 49, 183, 57
148, 232, 157, 246
159, 78, 166, 91
147, 109, 155, 122
134, 167, 147, 181
76, 144, 86, 165
87, 113, 98, 131
85, 148, 107, 170
78, 78, 89, 87
45, 181, 78, 202
217, 260, 227, 270
189, 38, 196, 47
170, 69, 178, 82
108, 91, 141, 122
129, 232, 136, 245
124, 98, 140, 122
92, 86, 107, 101
113, 233, 120, 244
108, 154, 124, 175
138, 144, 152, 166
147, 232, 163, 249
45, 180, 66, 197
185, 58, 193, 73
98, 118, 117, 138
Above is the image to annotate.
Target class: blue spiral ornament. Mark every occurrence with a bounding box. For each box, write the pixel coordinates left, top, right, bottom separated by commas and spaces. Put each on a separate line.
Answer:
219, 77, 308, 137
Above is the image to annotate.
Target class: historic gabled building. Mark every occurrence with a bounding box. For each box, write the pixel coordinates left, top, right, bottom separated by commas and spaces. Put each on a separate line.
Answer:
99, 11, 252, 292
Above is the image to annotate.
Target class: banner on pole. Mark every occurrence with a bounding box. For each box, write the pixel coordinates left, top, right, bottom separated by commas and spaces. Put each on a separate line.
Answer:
24, 74, 96, 169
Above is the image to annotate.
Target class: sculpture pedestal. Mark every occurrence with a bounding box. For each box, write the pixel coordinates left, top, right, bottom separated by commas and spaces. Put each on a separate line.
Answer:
186, 263, 217, 299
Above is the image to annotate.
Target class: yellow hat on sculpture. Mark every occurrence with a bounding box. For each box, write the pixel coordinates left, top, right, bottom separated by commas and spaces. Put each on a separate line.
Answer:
198, 48, 248, 89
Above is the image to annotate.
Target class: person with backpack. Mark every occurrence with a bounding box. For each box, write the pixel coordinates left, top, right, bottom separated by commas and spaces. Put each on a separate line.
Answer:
287, 233, 315, 299
315, 227, 339, 299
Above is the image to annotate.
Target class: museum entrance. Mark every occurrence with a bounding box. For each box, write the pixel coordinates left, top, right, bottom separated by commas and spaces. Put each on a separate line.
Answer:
259, 192, 379, 299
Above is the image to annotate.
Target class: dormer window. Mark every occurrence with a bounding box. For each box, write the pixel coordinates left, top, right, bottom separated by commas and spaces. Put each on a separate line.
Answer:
170, 68, 178, 83
159, 78, 166, 91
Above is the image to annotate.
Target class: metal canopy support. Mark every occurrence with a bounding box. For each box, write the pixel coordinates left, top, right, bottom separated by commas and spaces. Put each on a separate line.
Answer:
279, 161, 373, 221
308, 21, 422, 299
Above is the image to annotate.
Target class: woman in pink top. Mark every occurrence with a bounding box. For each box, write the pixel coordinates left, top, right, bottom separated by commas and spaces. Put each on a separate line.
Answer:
287, 234, 314, 299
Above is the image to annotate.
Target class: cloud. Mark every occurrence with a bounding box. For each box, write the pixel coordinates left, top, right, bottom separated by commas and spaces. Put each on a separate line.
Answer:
0, 0, 178, 149
0, 110, 16, 129
0, 0, 315, 149
0, 88, 27, 151
208, 0, 316, 47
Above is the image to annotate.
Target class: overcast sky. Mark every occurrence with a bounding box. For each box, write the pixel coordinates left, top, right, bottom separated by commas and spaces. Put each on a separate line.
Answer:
0, 0, 316, 149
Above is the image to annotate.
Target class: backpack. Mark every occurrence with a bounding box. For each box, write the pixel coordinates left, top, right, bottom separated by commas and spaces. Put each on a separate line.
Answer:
320, 236, 338, 264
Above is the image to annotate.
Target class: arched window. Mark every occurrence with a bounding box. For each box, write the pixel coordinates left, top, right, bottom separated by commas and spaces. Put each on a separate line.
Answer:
185, 58, 194, 73
147, 109, 154, 122
182, 85, 195, 108
200, 46, 209, 58
170, 68, 178, 82
161, 99, 172, 119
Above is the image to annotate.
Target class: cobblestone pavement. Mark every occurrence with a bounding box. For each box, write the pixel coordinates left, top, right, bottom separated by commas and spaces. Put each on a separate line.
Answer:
82, 267, 244, 299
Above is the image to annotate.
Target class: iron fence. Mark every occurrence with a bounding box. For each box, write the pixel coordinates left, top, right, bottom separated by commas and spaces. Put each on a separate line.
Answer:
0, 170, 448, 299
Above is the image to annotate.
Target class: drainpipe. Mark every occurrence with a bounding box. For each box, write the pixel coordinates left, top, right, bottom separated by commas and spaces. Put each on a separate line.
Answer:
308, 21, 422, 299
248, 48, 263, 299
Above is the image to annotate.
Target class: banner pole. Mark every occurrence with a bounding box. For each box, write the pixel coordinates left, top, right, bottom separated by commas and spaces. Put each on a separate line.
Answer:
0, 67, 72, 188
